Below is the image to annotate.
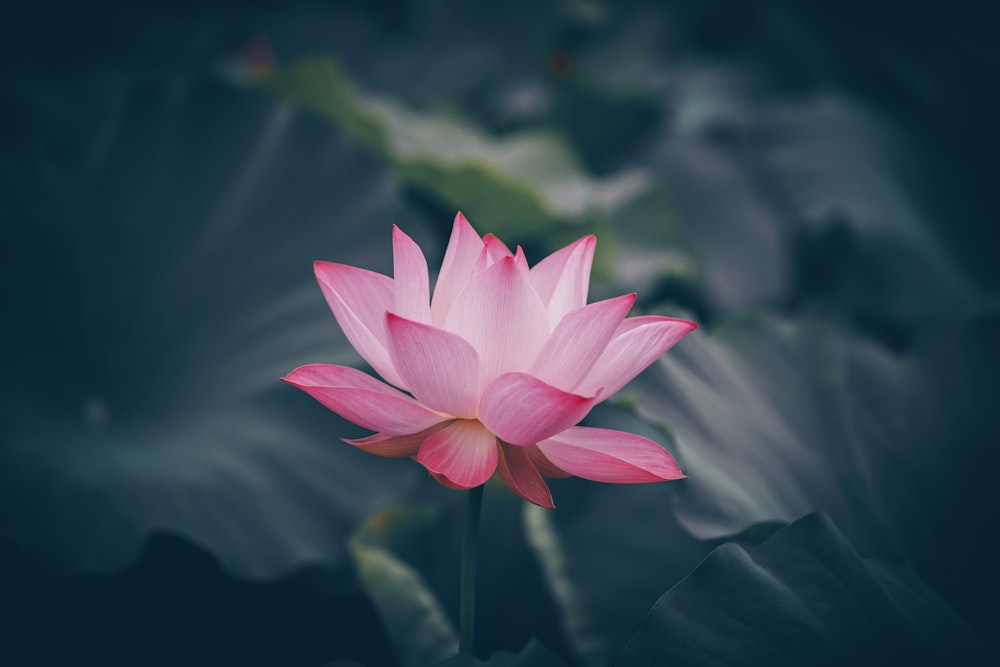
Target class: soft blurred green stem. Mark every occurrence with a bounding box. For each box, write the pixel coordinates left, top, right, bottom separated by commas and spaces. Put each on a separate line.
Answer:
459, 484, 484, 656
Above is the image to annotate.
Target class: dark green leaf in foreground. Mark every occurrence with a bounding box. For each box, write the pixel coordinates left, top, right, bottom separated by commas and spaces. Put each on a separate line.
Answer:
434, 638, 568, 667
618, 513, 996, 667
627, 312, 1000, 636
524, 405, 714, 667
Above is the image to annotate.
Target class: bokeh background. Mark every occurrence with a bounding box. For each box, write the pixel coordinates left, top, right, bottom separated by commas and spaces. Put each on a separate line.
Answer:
2, 1, 998, 665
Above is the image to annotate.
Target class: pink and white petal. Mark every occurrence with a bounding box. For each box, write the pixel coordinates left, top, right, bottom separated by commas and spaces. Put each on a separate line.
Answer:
497, 442, 555, 508
513, 245, 531, 279
576, 316, 698, 398
479, 372, 600, 446
282, 364, 442, 435
530, 293, 636, 392
529, 235, 596, 329
526, 445, 572, 478
392, 225, 431, 324
416, 420, 499, 489
314, 261, 406, 388
430, 212, 484, 327
447, 257, 549, 383
386, 314, 482, 418
537, 426, 685, 483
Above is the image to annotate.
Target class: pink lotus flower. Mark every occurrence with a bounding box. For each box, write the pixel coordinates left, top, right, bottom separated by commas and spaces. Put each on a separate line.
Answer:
283, 213, 696, 508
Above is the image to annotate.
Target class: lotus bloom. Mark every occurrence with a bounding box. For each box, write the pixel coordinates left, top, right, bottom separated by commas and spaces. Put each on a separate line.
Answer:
283, 213, 696, 507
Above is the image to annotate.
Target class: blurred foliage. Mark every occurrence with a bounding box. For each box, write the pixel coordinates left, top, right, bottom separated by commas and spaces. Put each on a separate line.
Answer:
618, 513, 994, 666
2, 0, 999, 664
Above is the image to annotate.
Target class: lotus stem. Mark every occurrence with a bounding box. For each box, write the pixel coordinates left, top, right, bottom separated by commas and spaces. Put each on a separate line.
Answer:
459, 484, 484, 656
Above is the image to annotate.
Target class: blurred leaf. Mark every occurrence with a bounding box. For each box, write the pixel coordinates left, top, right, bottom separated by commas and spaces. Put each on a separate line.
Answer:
618, 513, 995, 666
433, 638, 568, 666
0, 533, 392, 667
628, 312, 1000, 635
244, 57, 699, 297
350, 510, 459, 667
346, 485, 573, 664
551, 78, 663, 176
524, 478, 711, 666
0, 69, 440, 576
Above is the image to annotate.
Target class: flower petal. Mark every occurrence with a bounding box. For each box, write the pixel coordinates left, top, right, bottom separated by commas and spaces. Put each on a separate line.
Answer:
282, 364, 442, 435
576, 316, 698, 398
526, 445, 572, 478
314, 261, 406, 388
483, 233, 514, 262
416, 419, 498, 488
430, 212, 484, 326
530, 293, 636, 392
386, 313, 482, 418
530, 235, 596, 329
537, 426, 685, 483
343, 421, 452, 458
497, 442, 555, 508
447, 256, 549, 383
479, 372, 600, 446
392, 225, 431, 324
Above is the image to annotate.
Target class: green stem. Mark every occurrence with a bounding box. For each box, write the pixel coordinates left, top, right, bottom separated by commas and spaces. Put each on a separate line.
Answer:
459, 484, 484, 656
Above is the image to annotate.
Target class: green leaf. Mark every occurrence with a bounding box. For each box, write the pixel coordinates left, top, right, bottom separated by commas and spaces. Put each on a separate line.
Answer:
350, 508, 458, 667
346, 485, 573, 665
627, 312, 1000, 636
241, 57, 699, 294
523, 406, 713, 666
618, 513, 995, 666
433, 638, 568, 666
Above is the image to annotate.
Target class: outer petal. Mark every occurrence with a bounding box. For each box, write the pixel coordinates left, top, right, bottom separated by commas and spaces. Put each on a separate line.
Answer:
447, 256, 549, 383
392, 225, 431, 324
497, 442, 555, 508
314, 261, 406, 388
479, 372, 600, 446
530, 235, 596, 329
537, 426, 685, 483
416, 419, 499, 489
576, 316, 698, 398
530, 293, 636, 392
386, 313, 482, 418
343, 421, 452, 458
526, 445, 572, 478
430, 212, 484, 326
282, 364, 442, 435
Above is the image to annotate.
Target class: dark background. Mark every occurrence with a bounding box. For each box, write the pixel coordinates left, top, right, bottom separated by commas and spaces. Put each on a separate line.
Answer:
2, 1, 998, 665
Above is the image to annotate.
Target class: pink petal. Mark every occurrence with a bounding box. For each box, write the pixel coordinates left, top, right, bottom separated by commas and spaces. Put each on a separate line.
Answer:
392, 225, 431, 324
314, 261, 406, 388
343, 421, 452, 458
497, 442, 555, 508
282, 364, 443, 435
430, 212, 484, 326
386, 314, 482, 418
447, 256, 549, 384
530, 293, 636, 392
530, 235, 596, 329
537, 426, 685, 483
526, 445, 572, 478
576, 316, 698, 398
469, 234, 515, 280
479, 372, 599, 446
416, 419, 499, 489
